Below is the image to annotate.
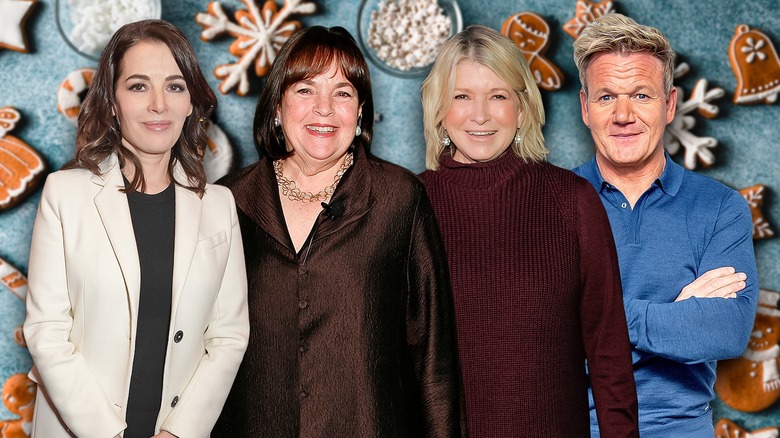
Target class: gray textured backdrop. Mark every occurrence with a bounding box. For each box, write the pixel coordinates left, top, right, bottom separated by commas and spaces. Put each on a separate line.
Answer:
1, 0, 779, 429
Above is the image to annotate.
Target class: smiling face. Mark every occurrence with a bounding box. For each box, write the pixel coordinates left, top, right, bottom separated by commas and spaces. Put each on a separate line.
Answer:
580, 51, 676, 175
114, 40, 193, 162
443, 60, 522, 164
279, 63, 361, 169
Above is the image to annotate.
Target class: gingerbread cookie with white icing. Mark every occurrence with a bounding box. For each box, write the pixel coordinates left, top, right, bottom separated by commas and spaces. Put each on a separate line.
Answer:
729, 24, 780, 105
501, 12, 564, 91
0, 106, 45, 210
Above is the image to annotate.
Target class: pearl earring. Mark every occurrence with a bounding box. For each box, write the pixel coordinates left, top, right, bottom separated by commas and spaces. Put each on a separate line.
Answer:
442, 131, 451, 147
355, 114, 362, 137
514, 129, 521, 146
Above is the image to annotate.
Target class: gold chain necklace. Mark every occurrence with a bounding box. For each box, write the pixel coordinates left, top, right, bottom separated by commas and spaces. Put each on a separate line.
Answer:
273, 152, 354, 202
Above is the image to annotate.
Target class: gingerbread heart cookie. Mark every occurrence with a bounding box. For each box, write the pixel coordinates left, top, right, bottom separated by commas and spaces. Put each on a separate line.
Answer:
715, 418, 779, 438
501, 12, 564, 91
0, 106, 45, 210
563, 0, 616, 39
729, 24, 780, 105
716, 289, 780, 412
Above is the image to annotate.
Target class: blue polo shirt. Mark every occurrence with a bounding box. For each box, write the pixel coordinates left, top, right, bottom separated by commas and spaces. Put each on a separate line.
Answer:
574, 154, 758, 437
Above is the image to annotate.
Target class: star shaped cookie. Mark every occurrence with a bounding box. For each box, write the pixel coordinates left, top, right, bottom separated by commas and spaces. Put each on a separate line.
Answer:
0, 0, 37, 52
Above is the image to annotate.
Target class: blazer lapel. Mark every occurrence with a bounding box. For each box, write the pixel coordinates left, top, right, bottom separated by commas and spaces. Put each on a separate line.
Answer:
171, 173, 202, 316
92, 155, 141, 317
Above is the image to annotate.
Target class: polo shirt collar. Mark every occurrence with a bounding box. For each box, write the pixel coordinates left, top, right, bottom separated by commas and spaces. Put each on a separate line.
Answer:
578, 151, 684, 197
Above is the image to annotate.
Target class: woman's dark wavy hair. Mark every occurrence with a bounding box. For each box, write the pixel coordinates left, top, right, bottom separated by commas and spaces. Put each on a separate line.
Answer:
65, 19, 216, 197
254, 26, 374, 160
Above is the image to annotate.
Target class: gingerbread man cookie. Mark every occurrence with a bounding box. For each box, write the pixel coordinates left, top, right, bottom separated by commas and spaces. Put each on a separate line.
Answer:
715, 418, 779, 438
740, 184, 774, 240
56, 68, 96, 126
729, 24, 780, 105
196, 0, 317, 95
563, 0, 616, 39
0, 373, 35, 438
501, 12, 564, 91
0, 107, 45, 210
0, 0, 37, 53
716, 289, 780, 412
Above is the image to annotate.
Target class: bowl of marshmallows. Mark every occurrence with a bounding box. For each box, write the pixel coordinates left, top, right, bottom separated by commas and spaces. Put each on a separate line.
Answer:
357, 0, 463, 78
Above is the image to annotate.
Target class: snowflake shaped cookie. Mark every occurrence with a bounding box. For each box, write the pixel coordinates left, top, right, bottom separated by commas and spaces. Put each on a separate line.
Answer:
740, 184, 774, 240
196, 0, 317, 96
664, 62, 724, 170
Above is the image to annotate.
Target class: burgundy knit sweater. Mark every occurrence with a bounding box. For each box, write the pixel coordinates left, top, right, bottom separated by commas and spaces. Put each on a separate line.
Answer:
421, 151, 638, 437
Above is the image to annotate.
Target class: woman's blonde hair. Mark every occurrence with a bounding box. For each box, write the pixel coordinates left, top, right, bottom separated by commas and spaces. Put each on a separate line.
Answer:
573, 13, 675, 97
421, 25, 547, 170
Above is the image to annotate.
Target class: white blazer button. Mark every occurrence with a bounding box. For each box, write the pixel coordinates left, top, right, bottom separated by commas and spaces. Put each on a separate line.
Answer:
171, 396, 179, 407
174, 330, 184, 343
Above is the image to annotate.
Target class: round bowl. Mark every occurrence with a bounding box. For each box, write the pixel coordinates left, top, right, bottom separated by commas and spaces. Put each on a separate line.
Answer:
357, 0, 463, 78
55, 0, 162, 61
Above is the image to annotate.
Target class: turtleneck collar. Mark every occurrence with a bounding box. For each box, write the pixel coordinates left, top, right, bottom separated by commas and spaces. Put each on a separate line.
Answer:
435, 148, 538, 189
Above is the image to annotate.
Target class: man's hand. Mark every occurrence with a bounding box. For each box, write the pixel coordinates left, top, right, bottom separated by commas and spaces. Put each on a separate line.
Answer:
153, 432, 177, 438
676, 267, 747, 302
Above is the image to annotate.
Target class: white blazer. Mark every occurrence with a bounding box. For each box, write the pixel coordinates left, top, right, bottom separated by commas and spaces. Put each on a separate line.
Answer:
24, 154, 249, 438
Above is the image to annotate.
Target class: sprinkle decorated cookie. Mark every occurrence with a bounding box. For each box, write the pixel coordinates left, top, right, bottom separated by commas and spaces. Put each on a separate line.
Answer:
501, 12, 564, 91
0, 106, 45, 210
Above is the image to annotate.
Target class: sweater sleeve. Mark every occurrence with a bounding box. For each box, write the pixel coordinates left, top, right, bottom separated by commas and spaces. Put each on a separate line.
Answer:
625, 190, 759, 364
405, 186, 467, 438
575, 178, 639, 437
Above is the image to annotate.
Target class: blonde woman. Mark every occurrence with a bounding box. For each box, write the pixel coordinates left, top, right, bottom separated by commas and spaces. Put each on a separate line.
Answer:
420, 25, 638, 437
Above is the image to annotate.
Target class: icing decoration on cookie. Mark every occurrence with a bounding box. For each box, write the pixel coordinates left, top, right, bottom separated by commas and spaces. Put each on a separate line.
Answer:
56, 68, 96, 126
716, 289, 780, 412
740, 184, 774, 240
204, 119, 234, 183
664, 75, 724, 170
715, 418, 779, 438
0, 107, 45, 210
562, 0, 615, 39
0, 373, 36, 436
501, 12, 564, 91
0, 0, 37, 52
195, 0, 317, 96
0, 256, 29, 347
729, 24, 780, 105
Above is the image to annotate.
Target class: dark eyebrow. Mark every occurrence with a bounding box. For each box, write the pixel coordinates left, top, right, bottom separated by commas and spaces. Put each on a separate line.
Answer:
124, 74, 186, 82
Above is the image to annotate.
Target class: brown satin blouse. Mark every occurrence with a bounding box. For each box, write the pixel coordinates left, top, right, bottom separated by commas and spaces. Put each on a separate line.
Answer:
213, 146, 465, 437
